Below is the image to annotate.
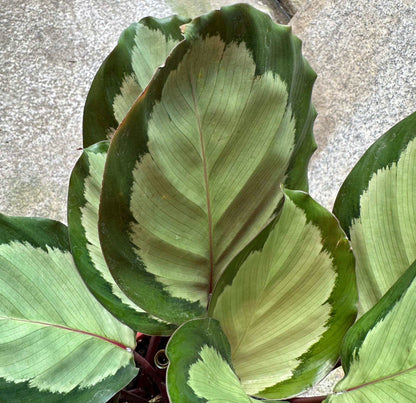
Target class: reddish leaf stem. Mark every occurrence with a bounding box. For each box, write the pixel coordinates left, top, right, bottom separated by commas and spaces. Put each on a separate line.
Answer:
289, 395, 327, 403
146, 336, 161, 362
133, 351, 164, 383
136, 332, 145, 342
133, 351, 168, 402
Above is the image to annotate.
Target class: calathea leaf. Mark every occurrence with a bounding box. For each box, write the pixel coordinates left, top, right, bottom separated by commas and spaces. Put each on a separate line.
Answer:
166, 317, 287, 403
68, 141, 176, 334
209, 189, 357, 399
99, 3, 317, 325
83, 14, 190, 147
325, 260, 416, 402
0, 215, 137, 402
333, 111, 416, 316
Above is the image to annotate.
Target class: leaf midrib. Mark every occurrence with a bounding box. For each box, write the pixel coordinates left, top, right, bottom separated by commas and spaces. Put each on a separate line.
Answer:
0, 316, 131, 351
190, 72, 214, 302
336, 364, 416, 395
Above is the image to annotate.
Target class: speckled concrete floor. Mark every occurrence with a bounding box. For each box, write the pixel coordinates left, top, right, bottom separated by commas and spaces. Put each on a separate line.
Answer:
0, 0, 289, 223
0, 0, 178, 222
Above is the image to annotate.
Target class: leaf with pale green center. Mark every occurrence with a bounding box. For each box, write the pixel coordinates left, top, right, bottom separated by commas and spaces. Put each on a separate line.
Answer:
68, 141, 176, 334
0, 214, 137, 401
99, 3, 317, 325
83, 14, 190, 147
325, 260, 416, 402
210, 189, 357, 399
333, 111, 416, 316
166, 318, 287, 403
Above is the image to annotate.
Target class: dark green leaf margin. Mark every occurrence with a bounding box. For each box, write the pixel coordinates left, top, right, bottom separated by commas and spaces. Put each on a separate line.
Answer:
83, 15, 190, 147
184, 3, 317, 191
68, 141, 176, 334
166, 318, 286, 402
333, 111, 416, 237
99, 3, 317, 326
340, 259, 416, 375
209, 189, 357, 398
0, 214, 138, 402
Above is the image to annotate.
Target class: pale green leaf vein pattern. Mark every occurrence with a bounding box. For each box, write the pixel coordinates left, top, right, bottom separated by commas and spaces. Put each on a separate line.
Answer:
81, 149, 143, 312
130, 35, 294, 307
327, 268, 416, 402
131, 23, 180, 90
83, 15, 189, 147
113, 74, 141, 127
213, 196, 336, 396
188, 345, 257, 403
113, 24, 180, 124
68, 143, 175, 334
166, 317, 275, 403
0, 241, 135, 394
351, 137, 416, 315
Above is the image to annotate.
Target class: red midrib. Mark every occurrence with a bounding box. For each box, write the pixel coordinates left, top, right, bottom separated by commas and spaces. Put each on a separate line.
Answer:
339, 364, 416, 394
190, 74, 214, 299
2, 316, 131, 350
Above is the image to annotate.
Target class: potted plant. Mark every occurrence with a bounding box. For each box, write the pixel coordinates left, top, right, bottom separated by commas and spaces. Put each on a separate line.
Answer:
1, 4, 415, 402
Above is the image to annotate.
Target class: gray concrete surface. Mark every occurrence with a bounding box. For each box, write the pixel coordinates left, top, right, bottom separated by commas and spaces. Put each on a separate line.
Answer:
291, 0, 416, 210
0, 0, 287, 223
291, 0, 415, 394
0, 0, 176, 223
167, 0, 296, 23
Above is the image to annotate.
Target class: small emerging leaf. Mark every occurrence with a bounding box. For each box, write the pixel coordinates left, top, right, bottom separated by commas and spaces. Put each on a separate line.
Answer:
0, 215, 137, 401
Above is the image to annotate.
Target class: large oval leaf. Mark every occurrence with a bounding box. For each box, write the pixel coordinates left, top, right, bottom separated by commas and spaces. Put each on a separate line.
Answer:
325, 260, 416, 402
0, 215, 137, 401
83, 15, 190, 147
99, 3, 317, 325
68, 141, 176, 335
333, 111, 416, 316
210, 189, 357, 399
166, 318, 286, 403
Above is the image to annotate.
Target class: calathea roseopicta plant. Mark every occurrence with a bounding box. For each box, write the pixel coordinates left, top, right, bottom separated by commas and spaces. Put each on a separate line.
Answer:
1, 3, 416, 402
